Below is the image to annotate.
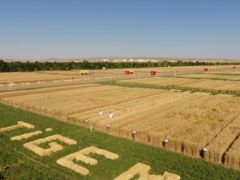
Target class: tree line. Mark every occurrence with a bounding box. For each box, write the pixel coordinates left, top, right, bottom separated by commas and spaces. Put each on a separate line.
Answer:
0, 60, 239, 72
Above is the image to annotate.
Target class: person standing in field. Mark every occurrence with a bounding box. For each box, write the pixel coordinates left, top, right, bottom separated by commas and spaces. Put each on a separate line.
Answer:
90, 124, 93, 133
109, 112, 113, 120
98, 109, 103, 117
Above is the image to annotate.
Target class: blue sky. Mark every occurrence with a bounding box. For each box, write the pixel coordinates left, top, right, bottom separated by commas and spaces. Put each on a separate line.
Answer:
0, 0, 240, 59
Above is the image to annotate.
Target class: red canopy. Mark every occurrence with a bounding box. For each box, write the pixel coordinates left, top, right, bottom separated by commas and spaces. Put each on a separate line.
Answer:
151, 70, 157, 76
203, 67, 208, 72
124, 70, 133, 74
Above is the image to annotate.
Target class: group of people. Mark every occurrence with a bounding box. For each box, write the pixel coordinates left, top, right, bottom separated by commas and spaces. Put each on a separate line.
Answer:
98, 109, 113, 119
89, 109, 114, 133
8, 81, 15, 87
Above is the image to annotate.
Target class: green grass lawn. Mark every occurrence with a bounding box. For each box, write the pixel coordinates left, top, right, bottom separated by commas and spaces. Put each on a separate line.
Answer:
0, 103, 240, 180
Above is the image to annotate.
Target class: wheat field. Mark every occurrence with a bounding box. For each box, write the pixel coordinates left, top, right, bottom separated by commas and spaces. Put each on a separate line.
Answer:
2, 80, 240, 168
2, 65, 240, 169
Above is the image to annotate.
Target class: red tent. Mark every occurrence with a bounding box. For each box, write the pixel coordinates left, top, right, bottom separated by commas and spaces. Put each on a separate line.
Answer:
124, 70, 130, 74
151, 70, 157, 76
203, 67, 208, 72
124, 70, 133, 74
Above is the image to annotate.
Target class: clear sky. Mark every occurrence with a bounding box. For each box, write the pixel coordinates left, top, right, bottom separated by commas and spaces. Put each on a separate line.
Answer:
0, 0, 240, 60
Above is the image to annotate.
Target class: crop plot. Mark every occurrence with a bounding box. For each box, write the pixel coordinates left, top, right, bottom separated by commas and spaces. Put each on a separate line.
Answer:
70, 90, 240, 161
179, 73, 240, 81
0, 69, 151, 92
118, 77, 240, 95
1, 85, 160, 120
0, 72, 69, 85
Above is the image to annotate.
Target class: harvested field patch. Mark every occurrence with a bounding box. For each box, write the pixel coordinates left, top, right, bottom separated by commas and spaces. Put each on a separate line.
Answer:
0, 83, 98, 98
0, 69, 152, 92
179, 73, 240, 81
0, 72, 69, 84
135, 65, 240, 75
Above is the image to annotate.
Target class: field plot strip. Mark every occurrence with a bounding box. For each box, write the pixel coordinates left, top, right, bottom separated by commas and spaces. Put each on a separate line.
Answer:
0, 84, 98, 99
1, 85, 161, 120
203, 115, 240, 164
117, 77, 240, 95
224, 135, 240, 169
0, 69, 155, 92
